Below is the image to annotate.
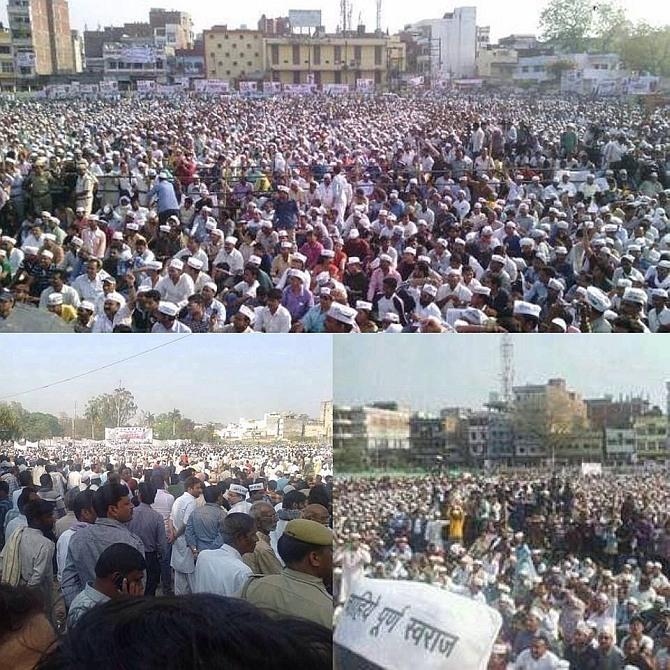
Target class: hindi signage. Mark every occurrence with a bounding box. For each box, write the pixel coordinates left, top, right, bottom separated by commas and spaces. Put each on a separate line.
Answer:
239, 81, 258, 94
137, 80, 157, 93
356, 79, 375, 93
323, 83, 350, 95
195, 79, 230, 94
105, 427, 153, 442
263, 81, 283, 95
335, 578, 502, 670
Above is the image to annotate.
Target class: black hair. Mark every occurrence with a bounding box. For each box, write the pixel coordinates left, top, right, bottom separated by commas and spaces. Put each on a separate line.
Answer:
18, 470, 33, 487
221, 513, 255, 545
72, 490, 95, 521
150, 474, 165, 490
203, 485, 221, 504
144, 290, 162, 303
308, 485, 331, 509
17, 486, 36, 513
93, 483, 129, 518
267, 288, 283, 301
137, 482, 156, 505
39, 473, 52, 488
184, 475, 200, 491
277, 534, 324, 565
0, 584, 44, 646
36, 594, 331, 670
25, 499, 55, 527
94, 543, 146, 579
0, 481, 9, 495
283, 490, 307, 510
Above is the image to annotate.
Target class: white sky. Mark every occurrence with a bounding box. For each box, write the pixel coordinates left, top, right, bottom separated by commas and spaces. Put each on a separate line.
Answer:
335, 336, 670, 414
1, 1, 668, 42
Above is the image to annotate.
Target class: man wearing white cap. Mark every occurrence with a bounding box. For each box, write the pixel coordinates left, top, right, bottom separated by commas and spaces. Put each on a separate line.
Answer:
156, 259, 195, 311
46, 292, 77, 323
221, 305, 255, 333
514, 300, 542, 333
0, 236, 23, 276
75, 161, 97, 216
254, 288, 291, 333
152, 301, 192, 334
38, 271, 80, 310
91, 292, 130, 333
226, 483, 252, 515
82, 215, 106, 259
412, 284, 442, 323
325, 302, 358, 334
213, 236, 244, 275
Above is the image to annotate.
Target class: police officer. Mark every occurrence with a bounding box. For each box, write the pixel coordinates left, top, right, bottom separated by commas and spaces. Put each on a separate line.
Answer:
239, 519, 333, 629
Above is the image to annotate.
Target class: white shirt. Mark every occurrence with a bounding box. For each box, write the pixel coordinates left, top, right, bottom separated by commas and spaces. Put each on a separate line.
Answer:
56, 528, 75, 582
170, 491, 198, 574
156, 274, 195, 309
151, 320, 193, 334
513, 648, 561, 669
38, 285, 81, 310
193, 544, 252, 596
254, 304, 292, 333
151, 489, 175, 535
67, 470, 82, 490
71, 273, 106, 302
212, 248, 244, 274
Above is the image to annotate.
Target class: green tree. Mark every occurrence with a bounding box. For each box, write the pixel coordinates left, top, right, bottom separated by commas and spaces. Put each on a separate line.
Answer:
0, 403, 21, 442
547, 59, 577, 81
539, 0, 628, 52
100, 387, 138, 428
619, 23, 670, 76
22, 412, 62, 441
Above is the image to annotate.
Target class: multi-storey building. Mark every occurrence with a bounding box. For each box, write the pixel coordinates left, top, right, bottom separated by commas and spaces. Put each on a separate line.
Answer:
7, 0, 75, 81
408, 7, 478, 79
0, 26, 14, 89
264, 30, 405, 88
149, 8, 193, 51
102, 40, 167, 88
320, 401, 333, 441
334, 403, 411, 467
633, 413, 668, 461
203, 26, 265, 84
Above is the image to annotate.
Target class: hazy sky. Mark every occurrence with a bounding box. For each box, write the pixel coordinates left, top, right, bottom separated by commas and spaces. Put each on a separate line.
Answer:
335, 336, 670, 413
0, 335, 332, 423
0, 1, 667, 42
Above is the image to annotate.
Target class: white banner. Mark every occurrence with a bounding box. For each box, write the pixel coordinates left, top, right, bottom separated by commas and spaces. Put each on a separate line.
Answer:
99, 81, 119, 93
239, 81, 258, 93
581, 462, 602, 476
323, 83, 350, 95
408, 76, 425, 87
626, 76, 660, 96
157, 84, 182, 95
356, 78, 375, 92
335, 578, 502, 670
263, 81, 283, 95
121, 47, 156, 64
137, 80, 157, 93
175, 76, 190, 90
105, 427, 153, 442
283, 83, 316, 95
195, 79, 230, 94
78, 84, 99, 95
15, 52, 35, 67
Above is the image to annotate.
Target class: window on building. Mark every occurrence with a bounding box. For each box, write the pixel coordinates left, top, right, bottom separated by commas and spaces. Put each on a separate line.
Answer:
334, 70, 341, 84
247, 44, 252, 49
522, 66, 529, 72
232, 61, 238, 67
239, 34, 244, 40
292, 44, 300, 65
210, 52, 215, 59
272, 69, 280, 82
375, 45, 382, 65
0, 46, 10, 55
218, 61, 223, 67
226, 70, 231, 75
354, 45, 362, 62
355, 70, 361, 81
224, 34, 229, 39
217, 44, 222, 49
375, 70, 381, 84
334, 45, 342, 63
293, 70, 300, 84
314, 70, 321, 85
247, 61, 252, 67
313, 45, 321, 65
271, 44, 279, 65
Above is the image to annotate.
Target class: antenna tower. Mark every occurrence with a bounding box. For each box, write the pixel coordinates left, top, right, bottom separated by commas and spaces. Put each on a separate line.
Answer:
376, 0, 382, 32
500, 334, 514, 405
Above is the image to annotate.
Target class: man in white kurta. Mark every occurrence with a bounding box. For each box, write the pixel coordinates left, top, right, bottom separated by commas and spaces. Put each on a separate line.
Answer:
334, 534, 371, 604
169, 478, 202, 595
193, 513, 257, 596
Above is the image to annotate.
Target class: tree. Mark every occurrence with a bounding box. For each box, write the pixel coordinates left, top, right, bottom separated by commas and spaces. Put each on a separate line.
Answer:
22, 412, 62, 442
547, 59, 576, 81
619, 23, 670, 77
0, 403, 21, 442
84, 397, 104, 440
101, 387, 138, 428
539, 0, 629, 53
167, 409, 182, 439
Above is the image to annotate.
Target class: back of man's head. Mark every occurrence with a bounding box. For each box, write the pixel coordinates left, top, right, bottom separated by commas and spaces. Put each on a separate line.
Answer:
203, 485, 220, 504
283, 490, 307, 510
221, 512, 255, 546
25, 499, 55, 527
73, 489, 96, 522
95, 543, 146, 579
17, 486, 36, 513
138, 482, 156, 505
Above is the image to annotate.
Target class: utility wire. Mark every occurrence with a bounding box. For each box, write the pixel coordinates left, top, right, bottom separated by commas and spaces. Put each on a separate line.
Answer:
0, 335, 192, 401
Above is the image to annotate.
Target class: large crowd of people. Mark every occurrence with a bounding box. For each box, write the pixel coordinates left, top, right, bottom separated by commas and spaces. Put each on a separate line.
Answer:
0, 441, 333, 668
335, 470, 670, 669
0, 92, 668, 333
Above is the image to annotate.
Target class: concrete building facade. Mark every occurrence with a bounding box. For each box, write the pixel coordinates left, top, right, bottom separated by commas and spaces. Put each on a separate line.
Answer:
203, 26, 265, 83
264, 32, 404, 88
0, 26, 14, 88
409, 6, 477, 79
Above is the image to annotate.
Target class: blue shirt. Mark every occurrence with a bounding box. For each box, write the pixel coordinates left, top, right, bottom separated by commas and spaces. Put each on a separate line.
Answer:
273, 199, 299, 230
147, 180, 179, 213
300, 305, 327, 333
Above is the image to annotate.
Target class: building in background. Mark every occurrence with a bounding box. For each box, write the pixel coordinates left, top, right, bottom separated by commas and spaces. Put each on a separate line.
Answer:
258, 14, 290, 36
408, 7, 478, 79
265, 28, 404, 88
7, 0, 75, 83
102, 40, 167, 89
149, 7, 193, 50
0, 24, 14, 88
203, 25, 265, 84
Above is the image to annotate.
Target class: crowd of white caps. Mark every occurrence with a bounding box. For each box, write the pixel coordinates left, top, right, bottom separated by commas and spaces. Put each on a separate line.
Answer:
0, 92, 668, 333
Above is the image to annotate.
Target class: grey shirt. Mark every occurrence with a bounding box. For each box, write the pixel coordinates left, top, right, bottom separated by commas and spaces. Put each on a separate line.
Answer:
127, 503, 168, 556
61, 518, 144, 607
185, 503, 227, 551
598, 645, 625, 670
